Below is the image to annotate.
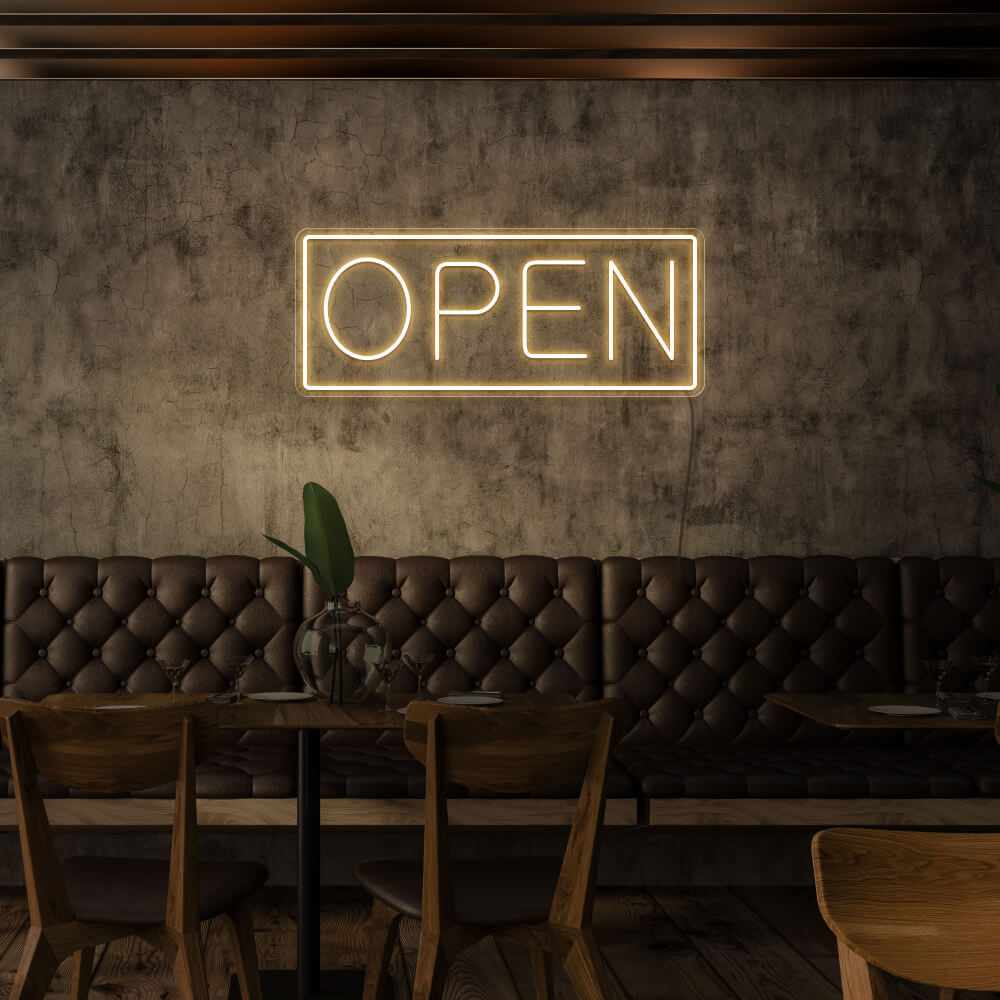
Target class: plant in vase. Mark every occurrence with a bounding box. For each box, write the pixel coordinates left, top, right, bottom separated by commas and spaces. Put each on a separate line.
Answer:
265, 482, 388, 704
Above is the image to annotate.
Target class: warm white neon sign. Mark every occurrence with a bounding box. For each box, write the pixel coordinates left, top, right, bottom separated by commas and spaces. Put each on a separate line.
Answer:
298, 231, 703, 395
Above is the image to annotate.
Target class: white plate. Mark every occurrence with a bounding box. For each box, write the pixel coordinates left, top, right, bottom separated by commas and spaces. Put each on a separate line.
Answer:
868, 704, 941, 716
94, 704, 145, 710
247, 692, 314, 703
438, 694, 504, 706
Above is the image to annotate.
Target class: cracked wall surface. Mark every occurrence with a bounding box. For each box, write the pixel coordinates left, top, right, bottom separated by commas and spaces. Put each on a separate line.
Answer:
0, 79, 998, 559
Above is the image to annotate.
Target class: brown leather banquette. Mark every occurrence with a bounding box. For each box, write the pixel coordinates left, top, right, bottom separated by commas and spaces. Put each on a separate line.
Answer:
2, 554, 999, 810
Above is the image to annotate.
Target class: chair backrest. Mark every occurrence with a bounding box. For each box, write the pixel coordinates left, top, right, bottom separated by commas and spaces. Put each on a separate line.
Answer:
403, 698, 623, 932
403, 698, 622, 793
7, 701, 218, 793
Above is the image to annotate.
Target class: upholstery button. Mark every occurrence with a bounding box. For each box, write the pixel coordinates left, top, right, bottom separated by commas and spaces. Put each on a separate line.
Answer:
852, 588, 861, 598
720, 618, 727, 627
801, 649, 810, 658
774, 618, 781, 626
473, 680, 481, 688
855, 649, 864, 658
147, 588, 156, 597
799, 588, 808, 597
553, 587, 562, 597
500, 648, 509, 658
255, 588, 264, 597
666, 679, 674, 687
991, 589, 999, 598
445, 588, 455, 597
38, 649, 46, 659
747, 649, 756, 658
939, 649, 947, 657
965, 619, 972, 627
664, 618, 672, 627
745, 588, 753, 597
391, 587, 400, 597
638, 648, 647, 658
175, 619, 182, 627
229, 619, 236, 626
92, 649, 101, 658
66, 619, 73, 626
146, 649, 155, 658
935, 588, 943, 597
693, 709, 703, 718
691, 587, 700, 597
748, 709, 757, 718
420, 618, 427, 626
528, 679, 536, 688
640, 708, 649, 718
65, 680, 72, 688
692, 649, 701, 658
93, 588, 102, 597
254, 649, 264, 658
636, 587, 646, 597
121, 618, 128, 626
446, 649, 455, 658
554, 648, 563, 658
528, 618, 535, 626
828, 619, 836, 627
391, 649, 400, 659
121, 680, 127, 688
200, 649, 209, 658
499, 587, 509, 597
38, 587, 48, 597
201, 588, 210, 597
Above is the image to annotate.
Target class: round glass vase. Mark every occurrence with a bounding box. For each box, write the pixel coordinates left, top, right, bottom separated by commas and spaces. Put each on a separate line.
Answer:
294, 597, 388, 704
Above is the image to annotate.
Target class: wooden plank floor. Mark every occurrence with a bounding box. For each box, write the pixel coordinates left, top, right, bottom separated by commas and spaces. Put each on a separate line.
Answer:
0, 886, 995, 999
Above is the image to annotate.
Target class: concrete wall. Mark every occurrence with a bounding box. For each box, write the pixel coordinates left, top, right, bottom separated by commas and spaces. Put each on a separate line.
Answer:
1, 80, 998, 560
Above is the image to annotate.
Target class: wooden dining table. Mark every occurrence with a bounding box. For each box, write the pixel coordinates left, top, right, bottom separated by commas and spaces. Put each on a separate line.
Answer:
39, 689, 573, 1000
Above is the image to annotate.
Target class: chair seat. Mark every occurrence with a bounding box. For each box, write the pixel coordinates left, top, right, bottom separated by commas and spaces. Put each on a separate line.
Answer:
62, 856, 268, 925
614, 744, 977, 798
356, 856, 562, 925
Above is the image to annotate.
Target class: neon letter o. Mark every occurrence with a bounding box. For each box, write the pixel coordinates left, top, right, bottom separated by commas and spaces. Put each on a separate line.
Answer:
323, 257, 412, 361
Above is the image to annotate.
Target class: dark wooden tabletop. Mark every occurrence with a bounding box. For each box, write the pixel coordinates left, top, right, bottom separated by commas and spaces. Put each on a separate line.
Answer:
36, 691, 577, 730
765, 691, 1000, 731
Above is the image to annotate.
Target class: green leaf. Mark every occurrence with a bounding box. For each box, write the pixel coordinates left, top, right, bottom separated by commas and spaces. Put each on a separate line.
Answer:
263, 533, 334, 597
975, 474, 1000, 494
302, 482, 355, 596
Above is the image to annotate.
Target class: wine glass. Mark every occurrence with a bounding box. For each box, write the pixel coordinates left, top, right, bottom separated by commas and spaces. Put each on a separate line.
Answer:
921, 658, 954, 711
229, 655, 254, 704
158, 657, 192, 703
403, 652, 435, 701
369, 646, 400, 717
973, 652, 1000, 706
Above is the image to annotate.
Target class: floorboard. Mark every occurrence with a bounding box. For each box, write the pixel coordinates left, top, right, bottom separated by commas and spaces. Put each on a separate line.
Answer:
0, 887, 993, 999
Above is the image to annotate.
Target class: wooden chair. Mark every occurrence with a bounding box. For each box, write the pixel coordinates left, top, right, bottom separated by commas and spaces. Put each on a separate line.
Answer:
1, 701, 268, 1000
813, 826, 1000, 999
357, 698, 623, 1000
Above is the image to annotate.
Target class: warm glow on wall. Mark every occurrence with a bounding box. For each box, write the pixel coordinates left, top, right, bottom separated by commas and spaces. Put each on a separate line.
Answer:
298, 231, 703, 396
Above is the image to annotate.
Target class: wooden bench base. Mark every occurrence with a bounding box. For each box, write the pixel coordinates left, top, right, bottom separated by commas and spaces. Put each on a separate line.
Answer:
1, 797, 998, 830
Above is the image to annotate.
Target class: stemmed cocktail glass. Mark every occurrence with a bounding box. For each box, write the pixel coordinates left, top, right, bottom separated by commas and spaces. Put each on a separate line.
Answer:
158, 657, 192, 703
403, 652, 434, 700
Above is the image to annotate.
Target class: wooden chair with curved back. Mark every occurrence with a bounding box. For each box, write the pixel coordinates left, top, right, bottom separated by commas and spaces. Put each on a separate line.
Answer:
813, 826, 1000, 1000
356, 698, 624, 1000
1, 701, 268, 1000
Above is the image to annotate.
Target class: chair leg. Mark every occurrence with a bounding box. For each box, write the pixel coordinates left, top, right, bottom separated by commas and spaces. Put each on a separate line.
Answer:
412, 929, 449, 1000
560, 928, 615, 1000
530, 944, 553, 1000
172, 929, 211, 1000
363, 898, 402, 1000
837, 940, 888, 1000
10, 927, 59, 1000
71, 946, 95, 1000
222, 900, 263, 1000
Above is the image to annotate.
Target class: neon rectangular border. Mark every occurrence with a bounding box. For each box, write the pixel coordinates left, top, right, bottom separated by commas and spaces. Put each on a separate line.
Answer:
299, 231, 702, 394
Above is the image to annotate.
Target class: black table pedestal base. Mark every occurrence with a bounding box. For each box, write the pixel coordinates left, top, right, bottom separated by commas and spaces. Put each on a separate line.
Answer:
229, 968, 366, 999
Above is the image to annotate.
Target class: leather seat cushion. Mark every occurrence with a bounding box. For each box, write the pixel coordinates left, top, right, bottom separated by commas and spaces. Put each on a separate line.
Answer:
925, 746, 1000, 796
614, 744, 976, 798
320, 741, 635, 798
62, 856, 268, 924
356, 856, 561, 924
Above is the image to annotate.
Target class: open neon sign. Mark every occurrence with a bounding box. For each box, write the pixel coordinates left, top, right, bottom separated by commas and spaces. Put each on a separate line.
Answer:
298, 231, 703, 395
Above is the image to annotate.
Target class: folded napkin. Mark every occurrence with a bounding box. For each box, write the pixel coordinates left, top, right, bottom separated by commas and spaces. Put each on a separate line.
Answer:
206, 691, 238, 704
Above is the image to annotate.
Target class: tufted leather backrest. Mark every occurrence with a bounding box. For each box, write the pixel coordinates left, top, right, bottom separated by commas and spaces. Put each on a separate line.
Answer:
304, 555, 601, 700
899, 557, 1000, 686
899, 556, 1000, 745
3, 556, 301, 700
602, 556, 899, 746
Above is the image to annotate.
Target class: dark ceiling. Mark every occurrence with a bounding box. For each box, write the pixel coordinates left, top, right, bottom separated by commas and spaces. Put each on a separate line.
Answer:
0, 3, 998, 79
